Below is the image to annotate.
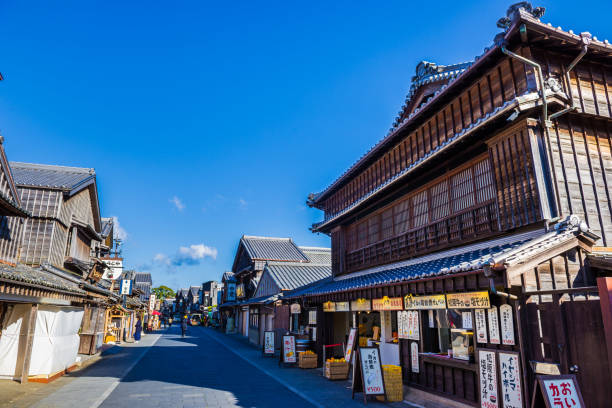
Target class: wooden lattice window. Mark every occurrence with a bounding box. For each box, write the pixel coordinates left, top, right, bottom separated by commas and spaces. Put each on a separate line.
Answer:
451, 167, 475, 213
381, 208, 394, 240
357, 221, 368, 248
368, 215, 380, 245
393, 199, 410, 234
430, 180, 450, 221
412, 190, 429, 228
474, 159, 495, 203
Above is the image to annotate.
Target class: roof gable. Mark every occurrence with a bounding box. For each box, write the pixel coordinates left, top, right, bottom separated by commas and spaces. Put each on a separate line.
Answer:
231, 235, 309, 272
0, 140, 27, 217
263, 261, 332, 291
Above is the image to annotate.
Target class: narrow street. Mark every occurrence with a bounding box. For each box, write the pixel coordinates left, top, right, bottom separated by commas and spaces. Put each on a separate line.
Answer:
27, 327, 316, 408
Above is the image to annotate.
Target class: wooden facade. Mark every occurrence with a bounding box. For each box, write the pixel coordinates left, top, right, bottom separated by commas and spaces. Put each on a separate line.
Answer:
301, 4, 612, 407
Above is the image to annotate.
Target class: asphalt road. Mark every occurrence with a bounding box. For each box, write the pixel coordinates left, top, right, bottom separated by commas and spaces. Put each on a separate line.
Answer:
98, 326, 314, 408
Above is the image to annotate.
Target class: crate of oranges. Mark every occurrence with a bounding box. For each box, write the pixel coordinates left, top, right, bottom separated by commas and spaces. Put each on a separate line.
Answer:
298, 350, 318, 369
324, 357, 349, 380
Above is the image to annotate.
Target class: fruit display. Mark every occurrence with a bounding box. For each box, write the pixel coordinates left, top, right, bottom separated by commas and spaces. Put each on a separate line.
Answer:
298, 350, 318, 369
324, 357, 349, 380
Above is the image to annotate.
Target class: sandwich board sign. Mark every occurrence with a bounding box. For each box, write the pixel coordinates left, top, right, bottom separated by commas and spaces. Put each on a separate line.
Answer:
352, 347, 386, 404
281, 335, 296, 364
263, 331, 275, 356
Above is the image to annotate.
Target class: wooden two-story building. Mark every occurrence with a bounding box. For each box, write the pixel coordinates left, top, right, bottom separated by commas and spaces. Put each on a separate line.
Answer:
291, 4, 612, 407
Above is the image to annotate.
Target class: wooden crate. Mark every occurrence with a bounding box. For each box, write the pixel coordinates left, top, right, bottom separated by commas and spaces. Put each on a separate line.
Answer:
324, 361, 349, 380
298, 352, 318, 369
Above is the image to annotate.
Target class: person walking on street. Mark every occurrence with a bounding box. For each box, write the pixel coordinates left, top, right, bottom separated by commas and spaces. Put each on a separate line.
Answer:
181, 318, 187, 338
168, 317, 173, 328
134, 317, 142, 343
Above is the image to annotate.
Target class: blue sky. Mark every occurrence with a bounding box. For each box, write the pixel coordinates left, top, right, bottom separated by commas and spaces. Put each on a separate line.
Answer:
1, 1, 610, 290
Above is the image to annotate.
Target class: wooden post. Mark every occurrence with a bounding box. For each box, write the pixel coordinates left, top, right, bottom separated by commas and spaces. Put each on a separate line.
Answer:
597, 277, 612, 382
16, 304, 38, 384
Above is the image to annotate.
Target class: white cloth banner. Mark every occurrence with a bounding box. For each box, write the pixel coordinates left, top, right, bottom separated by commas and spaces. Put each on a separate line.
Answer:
0, 304, 30, 377
28, 305, 84, 376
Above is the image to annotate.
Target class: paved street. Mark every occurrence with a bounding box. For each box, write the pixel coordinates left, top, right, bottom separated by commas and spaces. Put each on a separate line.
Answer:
18, 326, 408, 408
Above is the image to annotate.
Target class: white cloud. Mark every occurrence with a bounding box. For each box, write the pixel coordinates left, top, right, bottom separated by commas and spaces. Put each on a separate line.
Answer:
152, 244, 217, 268
153, 253, 170, 265
112, 216, 128, 241
239, 198, 248, 209
169, 196, 185, 211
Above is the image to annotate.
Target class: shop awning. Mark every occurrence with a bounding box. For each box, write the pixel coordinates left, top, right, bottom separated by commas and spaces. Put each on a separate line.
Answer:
241, 294, 280, 305
286, 216, 597, 298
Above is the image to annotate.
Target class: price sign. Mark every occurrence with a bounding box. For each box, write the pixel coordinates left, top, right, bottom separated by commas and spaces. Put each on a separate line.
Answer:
411, 342, 419, 373
282, 335, 296, 363
475, 309, 488, 343
358, 347, 385, 396
488, 306, 501, 345
345, 327, 357, 362
500, 304, 515, 345
499, 352, 522, 408
406, 310, 420, 340
479, 350, 499, 408
264, 331, 275, 355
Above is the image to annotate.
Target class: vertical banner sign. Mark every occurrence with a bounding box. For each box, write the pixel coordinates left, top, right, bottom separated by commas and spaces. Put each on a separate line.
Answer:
407, 310, 420, 340
308, 310, 317, 325
411, 342, 419, 373
264, 331, 275, 354
345, 327, 357, 362
311, 327, 317, 342
500, 304, 515, 345
282, 335, 296, 363
358, 348, 385, 396
428, 310, 435, 328
475, 309, 488, 343
120, 279, 132, 295
462, 311, 473, 329
499, 352, 522, 408
538, 375, 584, 408
479, 350, 499, 408
488, 306, 501, 345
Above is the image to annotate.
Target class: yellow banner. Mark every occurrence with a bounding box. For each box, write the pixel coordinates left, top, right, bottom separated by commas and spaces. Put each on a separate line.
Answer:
351, 299, 371, 311
446, 291, 490, 309
372, 297, 403, 311
404, 294, 447, 310
323, 301, 336, 312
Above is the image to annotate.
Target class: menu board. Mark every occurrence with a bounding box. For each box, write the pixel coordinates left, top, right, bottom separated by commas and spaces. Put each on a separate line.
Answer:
264, 331, 275, 354
488, 307, 501, 345
358, 347, 385, 396
538, 375, 584, 408
282, 335, 296, 363
308, 310, 317, 324
336, 301, 350, 312
398, 311, 419, 340
500, 304, 515, 345
475, 309, 488, 344
411, 342, 419, 373
323, 301, 335, 312
372, 297, 403, 311
462, 311, 473, 329
404, 294, 447, 309
345, 327, 357, 362
499, 352, 522, 408
447, 291, 490, 309
351, 298, 371, 311
479, 350, 499, 408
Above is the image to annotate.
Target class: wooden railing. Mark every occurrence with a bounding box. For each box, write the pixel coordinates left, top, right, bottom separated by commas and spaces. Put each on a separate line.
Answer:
345, 202, 498, 273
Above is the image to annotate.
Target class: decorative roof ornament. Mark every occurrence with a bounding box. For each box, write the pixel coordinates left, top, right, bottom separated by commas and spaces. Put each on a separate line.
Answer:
497, 2, 545, 30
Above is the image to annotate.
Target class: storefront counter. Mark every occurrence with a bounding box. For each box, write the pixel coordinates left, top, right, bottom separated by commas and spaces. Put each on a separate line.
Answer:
420, 353, 477, 371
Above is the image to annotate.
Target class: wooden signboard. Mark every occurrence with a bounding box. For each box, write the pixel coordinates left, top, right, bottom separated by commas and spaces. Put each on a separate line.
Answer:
500, 304, 515, 345
499, 351, 522, 408
345, 327, 357, 362
323, 301, 336, 312
531, 375, 585, 408
352, 347, 386, 404
336, 301, 350, 312
475, 309, 488, 343
372, 297, 403, 311
282, 335, 296, 364
447, 291, 490, 309
488, 306, 501, 345
478, 349, 499, 408
263, 331, 275, 356
351, 298, 371, 311
404, 294, 446, 309
411, 342, 419, 373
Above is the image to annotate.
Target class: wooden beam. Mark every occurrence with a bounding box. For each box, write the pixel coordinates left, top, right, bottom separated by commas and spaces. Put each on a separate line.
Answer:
17, 304, 38, 384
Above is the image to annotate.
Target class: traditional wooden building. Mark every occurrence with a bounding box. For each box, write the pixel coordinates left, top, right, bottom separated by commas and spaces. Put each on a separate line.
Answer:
291, 3, 612, 407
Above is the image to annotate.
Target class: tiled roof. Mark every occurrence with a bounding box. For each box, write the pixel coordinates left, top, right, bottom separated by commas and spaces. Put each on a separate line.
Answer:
222, 271, 235, 282
242, 294, 280, 305
10, 162, 95, 191
189, 286, 200, 297
134, 272, 153, 285
299, 246, 331, 265
241, 236, 308, 262
265, 262, 332, 291
0, 264, 85, 295
100, 217, 113, 238
178, 288, 189, 298
288, 217, 594, 298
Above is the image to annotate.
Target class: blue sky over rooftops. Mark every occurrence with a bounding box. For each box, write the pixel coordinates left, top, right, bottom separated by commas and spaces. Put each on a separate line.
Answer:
0, 0, 610, 289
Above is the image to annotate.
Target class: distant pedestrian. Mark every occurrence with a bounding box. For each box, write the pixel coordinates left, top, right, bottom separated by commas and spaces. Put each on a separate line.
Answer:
181, 318, 187, 338
168, 317, 173, 328
134, 317, 142, 342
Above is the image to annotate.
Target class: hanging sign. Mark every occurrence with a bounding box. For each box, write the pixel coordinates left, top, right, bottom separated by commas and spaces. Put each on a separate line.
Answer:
236, 283, 245, 299
404, 294, 447, 309
488, 306, 501, 345
323, 301, 336, 312
358, 347, 386, 396
411, 342, 419, 373
351, 298, 371, 311
372, 297, 403, 311
499, 352, 522, 408
308, 310, 317, 325
475, 309, 488, 344
335, 301, 350, 312
120, 279, 132, 295
345, 327, 357, 362
397, 311, 408, 339
500, 304, 515, 345
428, 310, 435, 328
290, 303, 301, 314
406, 310, 420, 340
226, 282, 236, 301
282, 335, 296, 363
446, 291, 490, 309
534, 375, 584, 408
479, 350, 499, 408
462, 311, 473, 329
311, 327, 317, 342
264, 331, 275, 355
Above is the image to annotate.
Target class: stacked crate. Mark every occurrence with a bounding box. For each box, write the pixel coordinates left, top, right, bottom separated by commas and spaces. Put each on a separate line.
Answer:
381, 365, 403, 402
324, 360, 349, 380
298, 352, 318, 369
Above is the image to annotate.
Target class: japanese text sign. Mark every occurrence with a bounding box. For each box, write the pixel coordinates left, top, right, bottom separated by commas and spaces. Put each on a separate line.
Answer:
411, 342, 419, 373
446, 291, 490, 309
488, 306, 501, 345
358, 347, 385, 396
323, 301, 336, 312
335, 301, 350, 312
499, 352, 522, 408
372, 297, 403, 311
282, 335, 296, 363
345, 327, 357, 362
264, 331, 275, 354
539, 375, 584, 408
475, 309, 488, 343
479, 350, 499, 408
404, 294, 447, 310
351, 298, 371, 311
500, 304, 515, 345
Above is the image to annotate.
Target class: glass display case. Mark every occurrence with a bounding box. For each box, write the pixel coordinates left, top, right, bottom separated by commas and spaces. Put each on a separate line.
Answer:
450, 328, 474, 361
